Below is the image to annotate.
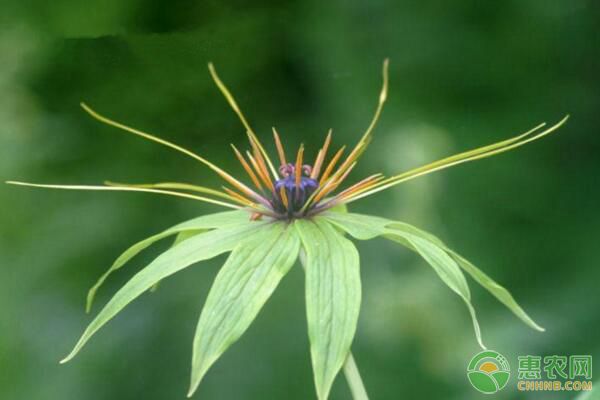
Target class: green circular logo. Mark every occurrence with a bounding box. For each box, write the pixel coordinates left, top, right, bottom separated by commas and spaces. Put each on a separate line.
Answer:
467, 350, 511, 394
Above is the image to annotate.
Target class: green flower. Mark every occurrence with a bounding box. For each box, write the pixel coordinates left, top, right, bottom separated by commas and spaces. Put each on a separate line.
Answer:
7, 60, 567, 399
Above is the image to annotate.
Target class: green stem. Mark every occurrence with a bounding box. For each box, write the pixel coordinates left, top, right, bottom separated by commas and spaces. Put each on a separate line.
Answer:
343, 352, 369, 400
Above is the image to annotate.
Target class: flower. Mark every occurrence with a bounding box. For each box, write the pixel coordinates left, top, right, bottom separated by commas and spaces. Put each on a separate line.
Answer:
7, 60, 568, 399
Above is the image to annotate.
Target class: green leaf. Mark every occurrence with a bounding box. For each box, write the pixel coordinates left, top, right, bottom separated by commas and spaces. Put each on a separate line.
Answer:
149, 230, 206, 293
188, 221, 300, 396
328, 202, 348, 214
295, 218, 362, 400
323, 211, 390, 240
323, 211, 417, 252
86, 210, 250, 312
325, 212, 487, 346
397, 232, 485, 349
172, 230, 205, 246
385, 221, 545, 332
62, 218, 265, 364
445, 250, 544, 332
323, 211, 544, 340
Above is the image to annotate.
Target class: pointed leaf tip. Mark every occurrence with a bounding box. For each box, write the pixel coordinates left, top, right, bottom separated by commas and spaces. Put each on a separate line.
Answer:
188, 222, 300, 396
401, 233, 486, 349
322, 212, 546, 349
64, 221, 262, 364
84, 210, 248, 313
296, 219, 362, 400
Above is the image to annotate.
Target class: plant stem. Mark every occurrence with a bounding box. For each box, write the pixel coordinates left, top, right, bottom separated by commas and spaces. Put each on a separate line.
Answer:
344, 352, 369, 400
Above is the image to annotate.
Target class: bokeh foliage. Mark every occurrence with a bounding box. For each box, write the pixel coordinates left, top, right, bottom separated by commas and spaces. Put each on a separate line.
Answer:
1, 1, 599, 399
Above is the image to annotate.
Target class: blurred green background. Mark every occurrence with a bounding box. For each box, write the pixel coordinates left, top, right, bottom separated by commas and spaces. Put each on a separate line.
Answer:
1, 1, 599, 399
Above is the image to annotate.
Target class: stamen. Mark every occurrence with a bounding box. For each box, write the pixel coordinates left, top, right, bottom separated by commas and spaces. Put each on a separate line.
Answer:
279, 186, 289, 210
319, 146, 346, 185
336, 174, 384, 200
272, 127, 287, 167
311, 129, 332, 179
295, 144, 304, 188
248, 133, 276, 183
297, 146, 346, 214
246, 151, 273, 189
313, 161, 357, 203
231, 144, 264, 191
222, 187, 256, 207
332, 161, 358, 189
311, 150, 323, 178
325, 142, 366, 186
218, 170, 270, 206
317, 174, 385, 210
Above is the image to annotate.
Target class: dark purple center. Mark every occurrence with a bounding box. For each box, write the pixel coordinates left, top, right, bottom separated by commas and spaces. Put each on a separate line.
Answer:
272, 164, 318, 216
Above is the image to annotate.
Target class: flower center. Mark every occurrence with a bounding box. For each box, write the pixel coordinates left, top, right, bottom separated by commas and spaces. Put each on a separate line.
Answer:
272, 163, 318, 216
